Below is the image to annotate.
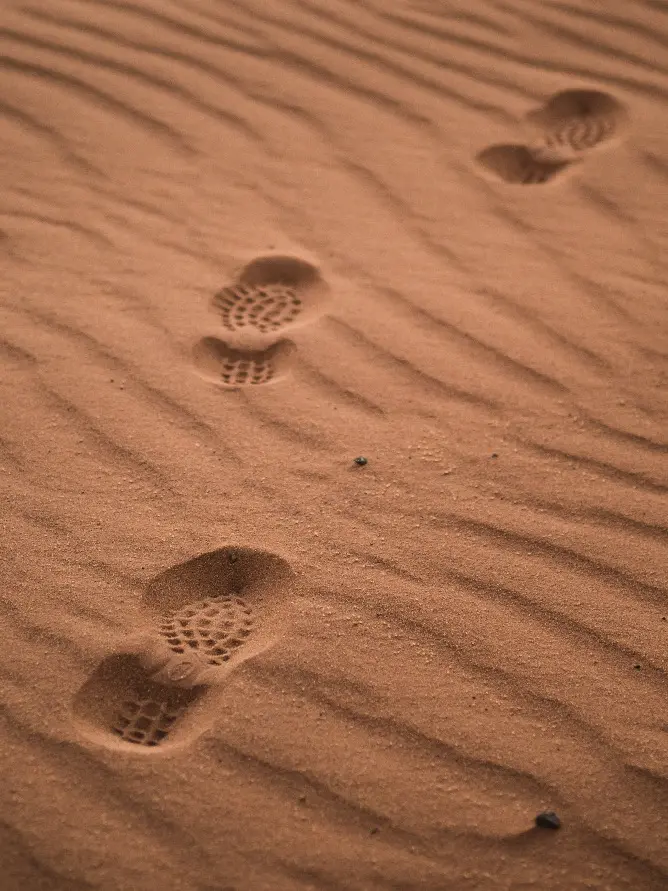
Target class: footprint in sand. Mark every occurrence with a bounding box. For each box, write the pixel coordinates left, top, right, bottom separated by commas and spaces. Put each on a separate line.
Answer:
476, 89, 627, 185
524, 89, 629, 161
210, 254, 330, 338
192, 337, 296, 389
73, 547, 295, 752
475, 144, 573, 185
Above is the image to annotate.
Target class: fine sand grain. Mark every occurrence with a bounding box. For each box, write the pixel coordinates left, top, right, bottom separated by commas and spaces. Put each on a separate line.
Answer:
0, 1, 667, 889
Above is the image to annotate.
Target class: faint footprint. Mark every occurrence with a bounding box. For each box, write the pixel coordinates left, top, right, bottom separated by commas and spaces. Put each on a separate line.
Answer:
524, 89, 628, 161
476, 144, 573, 185
211, 254, 330, 338
73, 547, 295, 753
192, 336, 296, 388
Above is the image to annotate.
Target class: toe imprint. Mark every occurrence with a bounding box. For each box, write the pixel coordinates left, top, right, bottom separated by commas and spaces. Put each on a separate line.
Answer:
211, 254, 329, 337
524, 90, 628, 159
213, 282, 303, 336
152, 594, 254, 678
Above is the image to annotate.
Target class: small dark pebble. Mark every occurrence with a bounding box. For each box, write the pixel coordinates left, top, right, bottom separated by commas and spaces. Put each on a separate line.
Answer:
370, 827, 380, 835
491, 452, 499, 458
353, 456, 368, 466
535, 811, 561, 830
634, 664, 641, 669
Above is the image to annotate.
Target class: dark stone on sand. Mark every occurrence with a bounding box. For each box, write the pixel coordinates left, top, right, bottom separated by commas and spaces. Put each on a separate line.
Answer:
353, 456, 368, 466
535, 811, 561, 830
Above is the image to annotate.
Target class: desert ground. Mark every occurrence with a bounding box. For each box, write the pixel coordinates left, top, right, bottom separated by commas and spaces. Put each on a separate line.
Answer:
0, 0, 667, 889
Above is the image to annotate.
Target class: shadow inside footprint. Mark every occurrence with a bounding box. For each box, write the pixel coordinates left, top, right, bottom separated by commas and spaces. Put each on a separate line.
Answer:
476, 144, 573, 185
74, 654, 206, 749
192, 337, 296, 389
524, 89, 628, 160
211, 254, 330, 338
73, 547, 296, 753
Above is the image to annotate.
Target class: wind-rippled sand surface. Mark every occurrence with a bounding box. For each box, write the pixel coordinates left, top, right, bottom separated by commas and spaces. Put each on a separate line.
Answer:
0, 1, 666, 889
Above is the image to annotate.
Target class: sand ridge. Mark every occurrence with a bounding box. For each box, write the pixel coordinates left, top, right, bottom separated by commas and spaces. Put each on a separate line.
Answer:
0, 0, 667, 889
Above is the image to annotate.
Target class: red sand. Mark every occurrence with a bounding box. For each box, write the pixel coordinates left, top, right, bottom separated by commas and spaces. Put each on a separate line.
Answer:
0, 1, 666, 889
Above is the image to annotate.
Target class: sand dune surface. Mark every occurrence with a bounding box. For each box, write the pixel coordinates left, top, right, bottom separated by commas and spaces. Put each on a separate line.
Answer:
0, 0, 667, 889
